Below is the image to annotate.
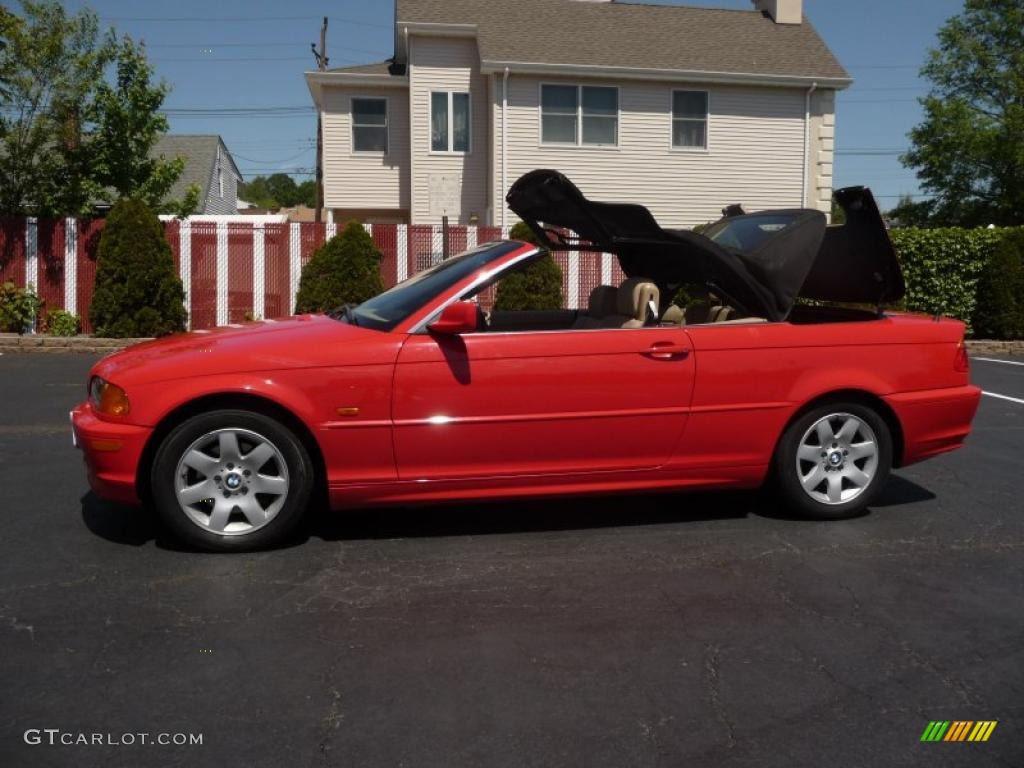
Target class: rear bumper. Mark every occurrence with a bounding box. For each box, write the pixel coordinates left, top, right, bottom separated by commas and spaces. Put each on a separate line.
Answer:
884, 385, 982, 467
71, 402, 151, 505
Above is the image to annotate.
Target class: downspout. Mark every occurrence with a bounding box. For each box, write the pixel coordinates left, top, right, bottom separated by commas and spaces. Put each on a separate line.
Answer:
501, 66, 510, 229
802, 81, 817, 208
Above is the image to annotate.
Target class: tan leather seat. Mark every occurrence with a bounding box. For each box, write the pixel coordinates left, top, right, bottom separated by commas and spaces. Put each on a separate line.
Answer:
660, 305, 684, 326
617, 278, 659, 329
572, 285, 619, 329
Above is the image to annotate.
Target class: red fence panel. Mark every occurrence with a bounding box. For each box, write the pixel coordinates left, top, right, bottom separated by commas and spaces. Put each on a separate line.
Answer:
0, 217, 26, 288
0, 219, 622, 332
227, 223, 255, 323
35, 219, 66, 314
299, 222, 325, 270
76, 218, 104, 333
264, 223, 291, 318
372, 225, 398, 289
189, 222, 218, 331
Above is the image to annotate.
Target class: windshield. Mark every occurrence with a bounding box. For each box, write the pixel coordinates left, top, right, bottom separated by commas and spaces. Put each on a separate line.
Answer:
702, 212, 804, 252
346, 241, 525, 331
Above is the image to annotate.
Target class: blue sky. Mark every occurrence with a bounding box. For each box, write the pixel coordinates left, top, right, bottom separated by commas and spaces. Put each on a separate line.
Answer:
60, 0, 965, 207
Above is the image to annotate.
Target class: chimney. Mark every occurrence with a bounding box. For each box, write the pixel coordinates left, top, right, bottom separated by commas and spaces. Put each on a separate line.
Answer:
752, 0, 802, 24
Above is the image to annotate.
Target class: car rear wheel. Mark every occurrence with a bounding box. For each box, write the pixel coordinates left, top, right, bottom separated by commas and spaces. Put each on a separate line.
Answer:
773, 402, 892, 520
150, 410, 313, 551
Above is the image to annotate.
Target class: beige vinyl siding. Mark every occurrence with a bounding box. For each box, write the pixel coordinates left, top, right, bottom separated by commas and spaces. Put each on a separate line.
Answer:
493, 75, 808, 228
409, 36, 489, 224
321, 85, 410, 211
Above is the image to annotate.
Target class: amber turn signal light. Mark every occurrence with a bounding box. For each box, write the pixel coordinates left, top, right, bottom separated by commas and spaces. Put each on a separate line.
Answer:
90, 377, 131, 416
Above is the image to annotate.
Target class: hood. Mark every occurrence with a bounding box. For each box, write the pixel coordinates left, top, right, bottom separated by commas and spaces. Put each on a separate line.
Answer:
94, 315, 391, 386
506, 170, 903, 320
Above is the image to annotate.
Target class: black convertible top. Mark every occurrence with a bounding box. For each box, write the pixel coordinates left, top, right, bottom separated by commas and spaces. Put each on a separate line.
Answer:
505, 170, 904, 321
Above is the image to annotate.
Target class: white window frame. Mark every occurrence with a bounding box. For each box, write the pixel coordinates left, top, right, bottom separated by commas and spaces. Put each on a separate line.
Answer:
539, 83, 620, 149
351, 96, 389, 155
670, 89, 710, 153
429, 91, 472, 155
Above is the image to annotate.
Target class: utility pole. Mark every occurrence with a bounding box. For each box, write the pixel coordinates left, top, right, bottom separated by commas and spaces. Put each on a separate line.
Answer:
312, 17, 328, 223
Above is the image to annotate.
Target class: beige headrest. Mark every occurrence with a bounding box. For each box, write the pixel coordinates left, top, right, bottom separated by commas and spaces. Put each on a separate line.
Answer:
617, 278, 660, 321
587, 285, 618, 317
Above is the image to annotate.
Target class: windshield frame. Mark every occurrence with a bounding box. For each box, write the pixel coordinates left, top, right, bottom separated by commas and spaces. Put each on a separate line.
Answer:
343, 240, 538, 333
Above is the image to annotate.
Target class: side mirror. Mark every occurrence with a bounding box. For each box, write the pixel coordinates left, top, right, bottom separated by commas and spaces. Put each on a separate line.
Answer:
427, 300, 479, 335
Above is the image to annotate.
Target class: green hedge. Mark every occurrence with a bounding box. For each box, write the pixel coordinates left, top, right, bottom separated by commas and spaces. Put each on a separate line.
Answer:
888, 226, 1024, 338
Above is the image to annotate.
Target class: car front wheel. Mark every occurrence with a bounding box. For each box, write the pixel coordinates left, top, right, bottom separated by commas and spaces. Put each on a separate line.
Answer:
773, 402, 892, 520
150, 410, 314, 551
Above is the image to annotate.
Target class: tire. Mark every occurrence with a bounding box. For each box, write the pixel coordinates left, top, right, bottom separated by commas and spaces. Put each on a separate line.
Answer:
150, 409, 314, 551
772, 401, 892, 520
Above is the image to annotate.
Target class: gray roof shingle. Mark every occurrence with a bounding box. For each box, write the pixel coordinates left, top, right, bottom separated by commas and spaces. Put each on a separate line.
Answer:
396, 0, 849, 83
150, 135, 241, 203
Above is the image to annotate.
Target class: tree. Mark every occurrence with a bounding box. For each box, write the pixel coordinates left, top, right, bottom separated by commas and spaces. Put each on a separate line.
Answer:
86, 36, 189, 213
887, 195, 935, 228
0, 2, 187, 217
294, 221, 384, 314
973, 228, 1024, 339
240, 174, 316, 209
901, 0, 1024, 227
493, 221, 564, 312
0, 2, 112, 216
89, 198, 187, 337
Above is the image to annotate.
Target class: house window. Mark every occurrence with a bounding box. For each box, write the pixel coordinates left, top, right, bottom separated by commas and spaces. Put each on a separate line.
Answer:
672, 90, 709, 149
431, 92, 471, 153
541, 85, 618, 146
352, 98, 388, 153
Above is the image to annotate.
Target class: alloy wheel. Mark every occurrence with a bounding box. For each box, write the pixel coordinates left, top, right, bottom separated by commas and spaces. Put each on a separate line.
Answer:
174, 428, 290, 535
795, 412, 879, 506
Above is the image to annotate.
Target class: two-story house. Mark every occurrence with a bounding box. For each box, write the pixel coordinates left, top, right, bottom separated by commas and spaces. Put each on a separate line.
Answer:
305, 0, 850, 228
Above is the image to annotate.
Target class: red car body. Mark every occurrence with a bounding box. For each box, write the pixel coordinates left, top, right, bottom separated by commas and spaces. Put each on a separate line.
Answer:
72, 239, 980, 512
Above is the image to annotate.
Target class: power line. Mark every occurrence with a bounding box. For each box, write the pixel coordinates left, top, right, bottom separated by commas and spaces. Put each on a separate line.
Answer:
101, 14, 391, 29
232, 148, 314, 164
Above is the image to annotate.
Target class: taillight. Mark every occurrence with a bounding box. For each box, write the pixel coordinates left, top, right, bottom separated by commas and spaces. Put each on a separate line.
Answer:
954, 340, 969, 373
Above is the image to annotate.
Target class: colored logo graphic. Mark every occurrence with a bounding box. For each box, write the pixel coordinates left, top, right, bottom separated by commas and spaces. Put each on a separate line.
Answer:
921, 721, 997, 742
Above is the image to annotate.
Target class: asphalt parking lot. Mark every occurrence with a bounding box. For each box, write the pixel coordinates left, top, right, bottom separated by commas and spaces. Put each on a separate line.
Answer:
1, 353, 1022, 768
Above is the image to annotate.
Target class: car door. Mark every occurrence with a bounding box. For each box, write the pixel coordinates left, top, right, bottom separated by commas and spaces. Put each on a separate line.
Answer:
392, 326, 695, 481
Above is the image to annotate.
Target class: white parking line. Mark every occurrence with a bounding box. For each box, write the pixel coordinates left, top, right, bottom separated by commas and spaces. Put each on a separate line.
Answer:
974, 357, 1024, 367
983, 391, 1024, 405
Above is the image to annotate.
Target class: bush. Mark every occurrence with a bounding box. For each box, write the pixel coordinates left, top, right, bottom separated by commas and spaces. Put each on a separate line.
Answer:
973, 228, 1024, 340
89, 198, 187, 337
889, 227, 1001, 333
294, 221, 384, 314
0, 282, 42, 334
494, 221, 564, 312
45, 308, 80, 336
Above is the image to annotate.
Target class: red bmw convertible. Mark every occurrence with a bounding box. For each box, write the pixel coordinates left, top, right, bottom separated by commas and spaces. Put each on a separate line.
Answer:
72, 171, 981, 551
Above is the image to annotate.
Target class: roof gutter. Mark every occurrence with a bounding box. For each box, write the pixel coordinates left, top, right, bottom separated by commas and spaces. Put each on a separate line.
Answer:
803, 81, 817, 207
480, 60, 851, 90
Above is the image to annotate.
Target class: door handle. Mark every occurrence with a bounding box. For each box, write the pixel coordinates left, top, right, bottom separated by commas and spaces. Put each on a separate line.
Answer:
642, 342, 690, 359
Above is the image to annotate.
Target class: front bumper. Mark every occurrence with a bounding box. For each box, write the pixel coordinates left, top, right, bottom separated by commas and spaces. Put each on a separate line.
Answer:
884, 385, 982, 467
71, 402, 152, 505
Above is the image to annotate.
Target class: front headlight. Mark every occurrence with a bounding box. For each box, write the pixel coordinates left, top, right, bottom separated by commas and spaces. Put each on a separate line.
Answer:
89, 376, 130, 416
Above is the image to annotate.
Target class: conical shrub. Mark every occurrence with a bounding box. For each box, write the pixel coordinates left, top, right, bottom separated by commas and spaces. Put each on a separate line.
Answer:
89, 198, 187, 337
494, 221, 564, 312
294, 221, 384, 314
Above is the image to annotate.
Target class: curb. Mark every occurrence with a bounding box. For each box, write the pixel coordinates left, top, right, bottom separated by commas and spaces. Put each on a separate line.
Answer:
965, 340, 1024, 357
0, 334, 153, 355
